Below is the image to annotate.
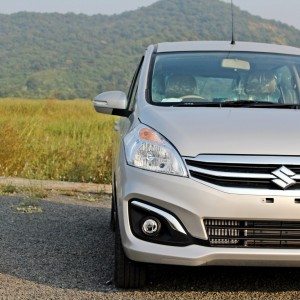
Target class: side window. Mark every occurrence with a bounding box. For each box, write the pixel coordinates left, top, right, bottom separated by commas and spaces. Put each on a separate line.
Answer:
127, 56, 144, 111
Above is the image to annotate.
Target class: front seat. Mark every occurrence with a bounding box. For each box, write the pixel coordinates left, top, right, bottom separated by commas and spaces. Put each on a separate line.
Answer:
245, 71, 280, 102
165, 74, 197, 99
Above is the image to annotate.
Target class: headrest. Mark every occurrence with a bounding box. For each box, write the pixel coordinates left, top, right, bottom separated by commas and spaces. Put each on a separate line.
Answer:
165, 74, 197, 98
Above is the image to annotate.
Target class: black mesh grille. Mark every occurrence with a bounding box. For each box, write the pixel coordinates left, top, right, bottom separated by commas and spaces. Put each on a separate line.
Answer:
204, 219, 300, 248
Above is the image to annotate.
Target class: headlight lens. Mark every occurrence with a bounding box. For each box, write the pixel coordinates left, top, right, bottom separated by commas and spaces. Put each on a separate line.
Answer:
124, 124, 187, 177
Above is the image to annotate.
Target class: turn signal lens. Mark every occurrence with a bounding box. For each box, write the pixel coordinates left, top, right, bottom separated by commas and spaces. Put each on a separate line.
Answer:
139, 128, 162, 143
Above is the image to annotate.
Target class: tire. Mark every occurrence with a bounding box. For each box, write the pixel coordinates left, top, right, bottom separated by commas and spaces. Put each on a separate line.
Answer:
110, 192, 116, 232
114, 218, 147, 289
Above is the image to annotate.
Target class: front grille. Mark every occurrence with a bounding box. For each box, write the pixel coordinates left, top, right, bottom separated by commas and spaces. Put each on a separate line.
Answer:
204, 219, 300, 248
185, 156, 300, 190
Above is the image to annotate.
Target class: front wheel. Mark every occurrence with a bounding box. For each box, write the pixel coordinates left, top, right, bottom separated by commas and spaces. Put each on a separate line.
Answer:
114, 219, 147, 289
110, 193, 116, 232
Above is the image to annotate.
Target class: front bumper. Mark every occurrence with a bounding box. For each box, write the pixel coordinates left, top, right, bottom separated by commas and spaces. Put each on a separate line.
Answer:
116, 152, 300, 266
124, 237, 300, 267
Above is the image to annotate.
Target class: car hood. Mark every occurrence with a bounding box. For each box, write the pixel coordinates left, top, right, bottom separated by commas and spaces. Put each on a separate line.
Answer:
139, 105, 300, 157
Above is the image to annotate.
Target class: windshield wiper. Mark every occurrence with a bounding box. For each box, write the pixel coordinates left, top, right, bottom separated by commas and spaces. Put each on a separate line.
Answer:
221, 100, 274, 107
169, 100, 300, 109
221, 100, 300, 109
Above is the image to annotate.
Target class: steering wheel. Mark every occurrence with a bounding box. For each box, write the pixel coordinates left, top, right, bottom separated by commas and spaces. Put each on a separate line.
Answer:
181, 95, 205, 101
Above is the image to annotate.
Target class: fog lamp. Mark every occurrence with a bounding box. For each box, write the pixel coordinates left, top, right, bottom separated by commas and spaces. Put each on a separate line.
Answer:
142, 218, 161, 236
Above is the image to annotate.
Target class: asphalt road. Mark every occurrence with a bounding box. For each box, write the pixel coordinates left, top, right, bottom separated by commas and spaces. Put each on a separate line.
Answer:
1, 195, 300, 299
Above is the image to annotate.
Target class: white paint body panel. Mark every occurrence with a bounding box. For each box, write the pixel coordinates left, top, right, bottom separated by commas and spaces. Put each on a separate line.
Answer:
157, 41, 300, 55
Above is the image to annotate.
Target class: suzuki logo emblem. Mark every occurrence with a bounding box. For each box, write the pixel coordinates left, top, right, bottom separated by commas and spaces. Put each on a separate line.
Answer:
272, 166, 296, 189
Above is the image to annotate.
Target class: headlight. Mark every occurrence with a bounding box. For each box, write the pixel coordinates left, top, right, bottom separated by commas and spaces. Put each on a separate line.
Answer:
124, 124, 187, 177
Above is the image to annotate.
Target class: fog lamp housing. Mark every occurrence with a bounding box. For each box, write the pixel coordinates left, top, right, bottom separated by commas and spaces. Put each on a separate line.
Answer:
129, 200, 192, 246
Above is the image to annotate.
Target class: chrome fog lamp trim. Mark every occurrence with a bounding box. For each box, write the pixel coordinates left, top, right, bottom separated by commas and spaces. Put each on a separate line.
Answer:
131, 201, 187, 235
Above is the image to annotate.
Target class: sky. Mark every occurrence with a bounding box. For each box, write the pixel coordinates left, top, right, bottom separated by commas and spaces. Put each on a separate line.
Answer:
0, 0, 299, 29
223, 0, 300, 29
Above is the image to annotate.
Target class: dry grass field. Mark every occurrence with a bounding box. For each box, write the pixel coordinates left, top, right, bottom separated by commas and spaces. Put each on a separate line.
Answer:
0, 98, 116, 184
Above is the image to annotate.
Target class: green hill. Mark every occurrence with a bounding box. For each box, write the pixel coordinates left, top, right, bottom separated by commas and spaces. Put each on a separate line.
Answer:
0, 0, 299, 99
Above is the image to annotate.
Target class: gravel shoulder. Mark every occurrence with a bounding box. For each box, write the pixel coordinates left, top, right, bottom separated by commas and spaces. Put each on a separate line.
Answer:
0, 177, 112, 194
0, 194, 300, 299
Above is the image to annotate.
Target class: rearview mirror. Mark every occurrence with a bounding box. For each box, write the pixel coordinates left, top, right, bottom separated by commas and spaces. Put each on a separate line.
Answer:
222, 58, 250, 71
93, 91, 129, 116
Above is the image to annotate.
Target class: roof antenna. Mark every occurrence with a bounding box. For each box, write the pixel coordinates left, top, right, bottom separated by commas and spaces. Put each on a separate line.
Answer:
230, 0, 236, 45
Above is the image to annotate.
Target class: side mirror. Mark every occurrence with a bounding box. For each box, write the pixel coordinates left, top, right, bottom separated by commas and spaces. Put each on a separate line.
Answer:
93, 91, 129, 116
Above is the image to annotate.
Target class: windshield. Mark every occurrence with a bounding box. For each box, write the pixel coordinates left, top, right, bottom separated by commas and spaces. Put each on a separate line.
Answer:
150, 52, 300, 106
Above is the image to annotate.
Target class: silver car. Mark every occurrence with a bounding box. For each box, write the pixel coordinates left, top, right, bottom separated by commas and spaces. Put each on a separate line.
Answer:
94, 41, 300, 289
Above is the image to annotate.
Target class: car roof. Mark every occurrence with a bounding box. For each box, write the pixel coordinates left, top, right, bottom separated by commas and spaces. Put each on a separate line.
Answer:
156, 41, 300, 56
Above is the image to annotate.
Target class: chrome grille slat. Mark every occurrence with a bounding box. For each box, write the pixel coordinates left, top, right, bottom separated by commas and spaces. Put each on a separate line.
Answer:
189, 155, 300, 165
188, 166, 276, 179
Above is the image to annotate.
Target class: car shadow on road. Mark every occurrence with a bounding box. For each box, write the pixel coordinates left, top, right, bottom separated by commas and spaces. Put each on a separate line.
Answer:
1, 196, 300, 294
147, 265, 300, 293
